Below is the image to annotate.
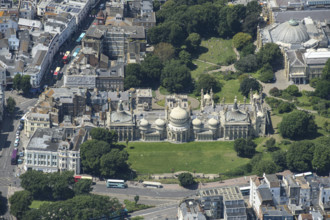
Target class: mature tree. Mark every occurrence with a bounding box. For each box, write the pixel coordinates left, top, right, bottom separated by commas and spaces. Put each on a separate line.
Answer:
21, 75, 31, 95
9, 190, 33, 219
178, 172, 195, 187
253, 160, 278, 176
24, 195, 122, 220
312, 137, 330, 175
90, 128, 118, 145
271, 151, 287, 171
154, 42, 175, 63
48, 171, 75, 201
141, 54, 163, 86
240, 43, 256, 57
234, 138, 257, 158
124, 64, 143, 90
321, 58, 330, 80
100, 149, 130, 178
258, 64, 274, 83
246, 1, 262, 16
279, 111, 317, 140
73, 179, 93, 195
284, 85, 300, 97
218, 7, 231, 37
195, 74, 221, 93
169, 22, 187, 47
278, 102, 295, 114
161, 59, 192, 93
6, 97, 16, 114
80, 140, 111, 176
239, 78, 260, 97
20, 170, 52, 200
264, 137, 276, 152
314, 80, 330, 100
147, 24, 170, 45
235, 54, 258, 73
124, 75, 141, 90
13, 74, 22, 91
185, 33, 201, 52
269, 87, 281, 97
134, 195, 140, 205
257, 43, 282, 69
286, 141, 314, 172
232, 32, 252, 50
20, 170, 75, 201
179, 50, 192, 66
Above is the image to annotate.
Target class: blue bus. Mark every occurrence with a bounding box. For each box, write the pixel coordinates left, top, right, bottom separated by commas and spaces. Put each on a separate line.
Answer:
106, 179, 127, 188
72, 47, 81, 58
76, 33, 85, 43
11, 148, 18, 165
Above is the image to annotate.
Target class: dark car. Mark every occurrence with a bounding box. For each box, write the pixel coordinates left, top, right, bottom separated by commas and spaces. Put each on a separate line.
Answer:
18, 124, 24, 131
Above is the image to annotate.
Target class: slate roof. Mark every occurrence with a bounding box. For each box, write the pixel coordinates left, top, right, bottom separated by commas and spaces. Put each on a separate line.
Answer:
275, 10, 330, 23
258, 188, 273, 201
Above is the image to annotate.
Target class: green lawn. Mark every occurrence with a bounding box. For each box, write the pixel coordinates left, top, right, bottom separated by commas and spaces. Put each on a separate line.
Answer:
191, 60, 214, 79
29, 200, 53, 209
215, 79, 247, 103
127, 141, 250, 174
197, 38, 236, 65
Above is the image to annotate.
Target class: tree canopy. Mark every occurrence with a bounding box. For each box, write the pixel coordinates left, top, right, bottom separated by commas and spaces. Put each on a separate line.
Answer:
232, 32, 252, 50
6, 97, 16, 114
23, 195, 122, 220
286, 141, 314, 172
235, 54, 258, 73
279, 110, 317, 140
73, 179, 93, 195
178, 172, 195, 187
256, 43, 282, 69
239, 78, 260, 97
195, 74, 221, 93
90, 128, 118, 144
258, 64, 274, 83
81, 128, 133, 179
20, 170, 75, 201
9, 190, 33, 219
161, 59, 192, 93
234, 138, 257, 158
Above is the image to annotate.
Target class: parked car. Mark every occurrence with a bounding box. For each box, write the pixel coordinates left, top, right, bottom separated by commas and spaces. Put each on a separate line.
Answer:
19, 152, 24, 157
16, 130, 20, 135
18, 124, 23, 131
14, 142, 19, 147
15, 137, 20, 142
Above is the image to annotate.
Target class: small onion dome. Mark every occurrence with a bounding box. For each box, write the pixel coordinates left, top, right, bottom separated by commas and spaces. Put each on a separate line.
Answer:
140, 118, 149, 127
192, 118, 202, 127
208, 118, 219, 128
204, 94, 211, 101
257, 111, 264, 118
253, 93, 260, 100
155, 118, 165, 127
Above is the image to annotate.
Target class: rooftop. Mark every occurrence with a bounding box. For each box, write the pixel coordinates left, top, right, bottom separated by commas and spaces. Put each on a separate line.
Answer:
198, 186, 244, 201
258, 188, 273, 201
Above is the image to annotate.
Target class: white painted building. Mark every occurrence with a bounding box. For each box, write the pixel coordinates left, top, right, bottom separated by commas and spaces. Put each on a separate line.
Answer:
24, 127, 87, 174
18, 18, 43, 30
264, 174, 281, 205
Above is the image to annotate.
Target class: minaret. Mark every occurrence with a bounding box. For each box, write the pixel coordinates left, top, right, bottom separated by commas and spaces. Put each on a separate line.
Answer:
200, 88, 204, 110
210, 88, 213, 100
244, 97, 246, 108
233, 96, 238, 110
249, 88, 253, 104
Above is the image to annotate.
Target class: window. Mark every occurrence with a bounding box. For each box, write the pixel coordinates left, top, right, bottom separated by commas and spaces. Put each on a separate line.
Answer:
52, 156, 56, 159
31, 123, 34, 126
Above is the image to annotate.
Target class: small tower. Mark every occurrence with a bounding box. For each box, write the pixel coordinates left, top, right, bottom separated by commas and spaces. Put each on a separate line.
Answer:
200, 88, 204, 110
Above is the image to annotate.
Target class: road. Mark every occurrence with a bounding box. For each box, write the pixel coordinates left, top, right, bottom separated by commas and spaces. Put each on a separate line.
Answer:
0, 92, 37, 219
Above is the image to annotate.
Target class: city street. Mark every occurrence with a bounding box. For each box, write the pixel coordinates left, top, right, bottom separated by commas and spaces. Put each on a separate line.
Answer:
0, 91, 38, 219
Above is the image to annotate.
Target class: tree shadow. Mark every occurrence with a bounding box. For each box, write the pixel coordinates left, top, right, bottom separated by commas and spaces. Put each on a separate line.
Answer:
182, 182, 199, 190
191, 46, 208, 59
0, 194, 8, 216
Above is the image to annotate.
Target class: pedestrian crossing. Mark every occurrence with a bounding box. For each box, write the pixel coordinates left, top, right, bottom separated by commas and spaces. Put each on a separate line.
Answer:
0, 177, 15, 186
